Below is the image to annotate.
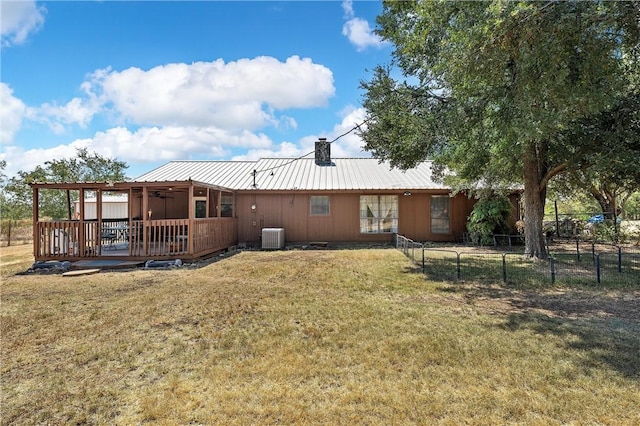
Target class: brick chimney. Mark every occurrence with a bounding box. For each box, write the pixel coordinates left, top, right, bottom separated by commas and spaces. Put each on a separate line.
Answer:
315, 138, 331, 166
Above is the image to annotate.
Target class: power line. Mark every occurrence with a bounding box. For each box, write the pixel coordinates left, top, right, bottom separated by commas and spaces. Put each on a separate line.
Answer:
249, 117, 372, 182
249, 4, 555, 186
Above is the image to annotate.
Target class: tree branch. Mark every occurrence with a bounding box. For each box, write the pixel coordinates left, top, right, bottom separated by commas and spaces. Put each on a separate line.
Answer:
539, 161, 568, 192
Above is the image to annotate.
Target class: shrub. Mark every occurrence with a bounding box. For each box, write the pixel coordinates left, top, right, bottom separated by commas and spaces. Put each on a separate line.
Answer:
466, 196, 513, 245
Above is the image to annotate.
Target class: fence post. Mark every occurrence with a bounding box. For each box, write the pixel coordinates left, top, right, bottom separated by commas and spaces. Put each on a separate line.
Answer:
596, 254, 601, 284
502, 253, 507, 283
422, 247, 425, 273
592, 241, 596, 263
576, 239, 580, 262
550, 256, 556, 284
456, 252, 461, 281
618, 246, 622, 273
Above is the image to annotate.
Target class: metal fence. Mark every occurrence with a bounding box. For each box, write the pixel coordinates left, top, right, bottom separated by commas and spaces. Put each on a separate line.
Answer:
395, 235, 640, 286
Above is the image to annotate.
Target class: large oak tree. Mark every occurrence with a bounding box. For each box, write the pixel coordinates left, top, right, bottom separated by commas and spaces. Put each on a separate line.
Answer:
360, 1, 639, 258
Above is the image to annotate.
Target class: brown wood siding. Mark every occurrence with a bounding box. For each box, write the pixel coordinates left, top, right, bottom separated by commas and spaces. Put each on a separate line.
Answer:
236, 191, 476, 244
398, 192, 476, 242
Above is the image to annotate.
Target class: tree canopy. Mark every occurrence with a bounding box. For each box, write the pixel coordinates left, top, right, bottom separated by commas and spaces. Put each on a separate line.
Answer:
1, 149, 129, 220
360, 0, 640, 258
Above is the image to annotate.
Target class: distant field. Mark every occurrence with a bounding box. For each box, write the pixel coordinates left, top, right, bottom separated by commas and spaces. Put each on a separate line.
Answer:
2, 248, 639, 424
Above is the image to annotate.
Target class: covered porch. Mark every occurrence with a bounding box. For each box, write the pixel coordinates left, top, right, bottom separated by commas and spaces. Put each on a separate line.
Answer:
30, 180, 238, 262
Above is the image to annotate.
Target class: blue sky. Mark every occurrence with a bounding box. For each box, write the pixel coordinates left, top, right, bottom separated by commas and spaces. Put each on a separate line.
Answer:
1, 0, 391, 178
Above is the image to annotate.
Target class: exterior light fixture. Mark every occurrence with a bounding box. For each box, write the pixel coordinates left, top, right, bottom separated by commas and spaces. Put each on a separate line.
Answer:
148, 209, 153, 219
251, 204, 257, 211
404, 191, 412, 196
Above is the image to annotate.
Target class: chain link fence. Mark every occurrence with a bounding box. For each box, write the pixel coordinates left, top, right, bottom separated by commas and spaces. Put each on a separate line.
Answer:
395, 235, 640, 286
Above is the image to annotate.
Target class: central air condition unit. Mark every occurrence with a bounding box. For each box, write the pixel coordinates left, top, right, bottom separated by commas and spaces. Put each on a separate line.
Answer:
262, 228, 285, 249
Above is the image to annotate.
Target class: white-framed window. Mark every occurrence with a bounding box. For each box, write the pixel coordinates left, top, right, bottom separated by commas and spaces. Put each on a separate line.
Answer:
431, 195, 450, 234
360, 195, 398, 234
310, 195, 330, 216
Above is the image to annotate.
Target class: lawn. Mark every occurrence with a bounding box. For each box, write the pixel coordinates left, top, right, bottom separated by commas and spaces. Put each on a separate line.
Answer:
1, 245, 639, 424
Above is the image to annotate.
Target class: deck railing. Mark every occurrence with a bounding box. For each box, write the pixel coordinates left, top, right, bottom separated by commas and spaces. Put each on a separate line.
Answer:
36, 220, 82, 258
35, 217, 238, 260
192, 217, 238, 257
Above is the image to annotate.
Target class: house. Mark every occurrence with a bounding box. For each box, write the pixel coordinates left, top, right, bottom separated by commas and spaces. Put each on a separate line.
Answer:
30, 139, 521, 262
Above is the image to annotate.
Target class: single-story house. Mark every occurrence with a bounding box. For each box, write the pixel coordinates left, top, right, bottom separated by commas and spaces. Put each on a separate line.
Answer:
30, 139, 521, 262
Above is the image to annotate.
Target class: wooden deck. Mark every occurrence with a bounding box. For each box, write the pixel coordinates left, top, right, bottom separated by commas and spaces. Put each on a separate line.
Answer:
34, 217, 238, 262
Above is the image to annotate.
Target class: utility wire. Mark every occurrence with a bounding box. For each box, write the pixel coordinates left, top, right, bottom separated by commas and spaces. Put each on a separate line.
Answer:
249, 2, 556, 184
249, 116, 372, 179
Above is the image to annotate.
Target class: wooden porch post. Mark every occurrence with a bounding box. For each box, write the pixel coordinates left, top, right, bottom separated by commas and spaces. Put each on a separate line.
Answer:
142, 186, 148, 255
217, 190, 222, 218
206, 188, 211, 218
128, 187, 133, 251
32, 187, 39, 258
79, 188, 86, 255
96, 189, 103, 255
188, 183, 194, 254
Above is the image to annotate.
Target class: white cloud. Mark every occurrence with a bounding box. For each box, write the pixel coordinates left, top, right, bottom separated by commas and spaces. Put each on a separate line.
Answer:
1, 142, 85, 176
340, 0, 387, 52
234, 107, 370, 162
232, 142, 302, 161
341, 0, 354, 19
342, 18, 386, 52
37, 96, 102, 130
0, 0, 46, 47
0, 83, 26, 144
0, 124, 275, 176
74, 125, 274, 164
328, 106, 369, 157
89, 56, 335, 130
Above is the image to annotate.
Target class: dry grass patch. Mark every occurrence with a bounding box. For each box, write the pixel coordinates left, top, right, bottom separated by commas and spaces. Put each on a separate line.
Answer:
0, 244, 34, 277
2, 248, 639, 424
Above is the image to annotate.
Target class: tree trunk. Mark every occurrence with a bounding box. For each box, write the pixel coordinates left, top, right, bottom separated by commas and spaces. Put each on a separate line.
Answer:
523, 142, 548, 259
590, 185, 615, 219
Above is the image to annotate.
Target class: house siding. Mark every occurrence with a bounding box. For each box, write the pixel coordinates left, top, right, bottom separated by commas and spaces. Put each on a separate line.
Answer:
235, 191, 477, 245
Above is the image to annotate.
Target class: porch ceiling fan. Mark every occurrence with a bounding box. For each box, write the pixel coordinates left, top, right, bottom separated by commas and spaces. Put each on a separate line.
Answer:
152, 191, 174, 199
137, 191, 174, 199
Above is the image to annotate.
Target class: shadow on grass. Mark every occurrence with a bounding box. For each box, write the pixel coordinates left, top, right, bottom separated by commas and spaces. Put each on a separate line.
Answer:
439, 283, 640, 379
503, 311, 640, 379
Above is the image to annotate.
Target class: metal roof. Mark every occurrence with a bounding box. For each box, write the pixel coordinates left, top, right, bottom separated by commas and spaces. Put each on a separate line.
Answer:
132, 158, 447, 191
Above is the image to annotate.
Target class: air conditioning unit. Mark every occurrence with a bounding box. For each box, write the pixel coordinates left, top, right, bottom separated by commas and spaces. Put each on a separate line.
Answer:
262, 228, 285, 249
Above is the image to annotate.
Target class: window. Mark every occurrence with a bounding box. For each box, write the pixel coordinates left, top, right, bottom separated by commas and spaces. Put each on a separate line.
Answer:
431, 195, 450, 234
221, 194, 233, 217
310, 196, 330, 216
194, 197, 207, 218
360, 195, 398, 234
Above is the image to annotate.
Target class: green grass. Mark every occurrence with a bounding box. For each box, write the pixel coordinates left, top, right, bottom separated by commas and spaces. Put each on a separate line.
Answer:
2, 247, 639, 424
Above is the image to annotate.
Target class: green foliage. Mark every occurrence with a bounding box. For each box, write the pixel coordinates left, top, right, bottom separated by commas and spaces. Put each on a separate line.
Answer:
360, 1, 639, 258
625, 192, 640, 219
0, 149, 128, 220
590, 221, 630, 244
466, 196, 513, 245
